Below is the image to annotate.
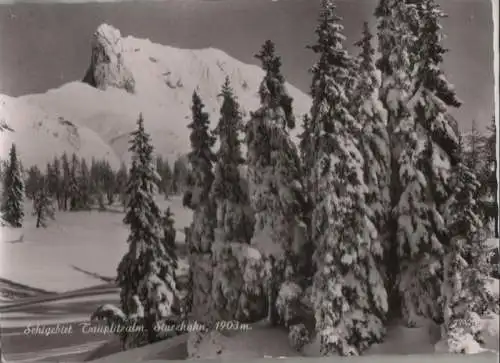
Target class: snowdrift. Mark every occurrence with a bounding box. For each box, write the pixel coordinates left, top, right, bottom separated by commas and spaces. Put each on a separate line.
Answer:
86, 322, 499, 363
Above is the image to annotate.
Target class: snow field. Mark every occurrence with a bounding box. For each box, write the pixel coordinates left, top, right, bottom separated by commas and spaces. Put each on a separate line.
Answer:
0, 196, 191, 293
87, 319, 499, 362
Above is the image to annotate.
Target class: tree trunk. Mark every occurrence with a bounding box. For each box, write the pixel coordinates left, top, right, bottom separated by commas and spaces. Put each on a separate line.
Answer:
36, 209, 41, 228
98, 194, 106, 211
190, 253, 213, 324
267, 256, 280, 326
107, 192, 114, 206
145, 315, 157, 344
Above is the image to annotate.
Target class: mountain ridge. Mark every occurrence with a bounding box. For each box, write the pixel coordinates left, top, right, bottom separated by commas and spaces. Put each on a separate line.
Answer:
0, 23, 312, 169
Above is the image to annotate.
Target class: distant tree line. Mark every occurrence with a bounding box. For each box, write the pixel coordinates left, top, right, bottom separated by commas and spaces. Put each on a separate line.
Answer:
0, 146, 193, 229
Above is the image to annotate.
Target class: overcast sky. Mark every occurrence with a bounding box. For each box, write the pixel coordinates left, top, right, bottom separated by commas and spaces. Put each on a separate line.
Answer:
0, 0, 495, 132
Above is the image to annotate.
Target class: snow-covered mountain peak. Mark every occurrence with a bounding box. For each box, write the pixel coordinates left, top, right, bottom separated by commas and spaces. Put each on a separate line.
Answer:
82, 23, 136, 94
1, 24, 312, 169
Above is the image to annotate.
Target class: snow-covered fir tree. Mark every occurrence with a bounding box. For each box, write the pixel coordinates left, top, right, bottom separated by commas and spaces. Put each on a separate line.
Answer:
413, 0, 462, 204
161, 206, 179, 313
210, 77, 255, 322
479, 116, 498, 237
439, 135, 495, 353
33, 177, 55, 228
298, 114, 313, 171
375, 0, 462, 326
116, 113, 178, 348
116, 162, 128, 211
354, 20, 391, 237
102, 160, 117, 205
184, 91, 217, 327
1, 143, 25, 227
89, 158, 116, 208
156, 156, 173, 197
352, 21, 391, 307
246, 39, 307, 326
25, 165, 43, 200
463, 120, 485, 173
89, 158, 105, 210
297, 114, 316, 285
46, 159, 61, 210
49, 157, 63, 210
183, 227, 194, 320
79, 158, 92, 210
462, 117, 498, 237
308, 0, 386, 355
162, 206, 178, 280
173, 156, 190, 195
212, 77, 252, 244
46, 162, 54, 193
61, 152, 71, 211
68, 153, 81, 211
375, 0, 420, 317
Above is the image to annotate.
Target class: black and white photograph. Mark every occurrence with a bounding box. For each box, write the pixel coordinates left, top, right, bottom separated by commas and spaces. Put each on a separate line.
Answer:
0, 0, 498, 362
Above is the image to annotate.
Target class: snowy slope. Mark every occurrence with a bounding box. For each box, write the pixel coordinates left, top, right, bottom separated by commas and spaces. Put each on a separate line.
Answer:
0, 95, 120, 168
0, 24, 311, 168
0, 196, 191, 293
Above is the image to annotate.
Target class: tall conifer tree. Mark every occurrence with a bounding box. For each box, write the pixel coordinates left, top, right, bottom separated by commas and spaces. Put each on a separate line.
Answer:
247, 40, 306, 326
376, 0, 441, 324
33, 176, 55, 228
374, 0, 491, 334
1, 144, 24, 227
116, 114, 178, 348
440, 135, 495, 352
308, 1, 386, 355
479, 116, 498, 237
185, 91, 217, 326
211, 78, 256, 322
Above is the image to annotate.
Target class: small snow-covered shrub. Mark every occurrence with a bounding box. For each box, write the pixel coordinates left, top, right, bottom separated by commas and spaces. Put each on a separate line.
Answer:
276, 281, 303, 326
212, 241, 244, 321
91, 302, 146, 349
436, 311, 486, 354
288, 323, 310, 352
437, 307, 500, 355
235, 244, 267, 322
209, 239, 267, 323
277, 281, 315, 354
124, 76, 135, 94
91, 304, 127, 325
